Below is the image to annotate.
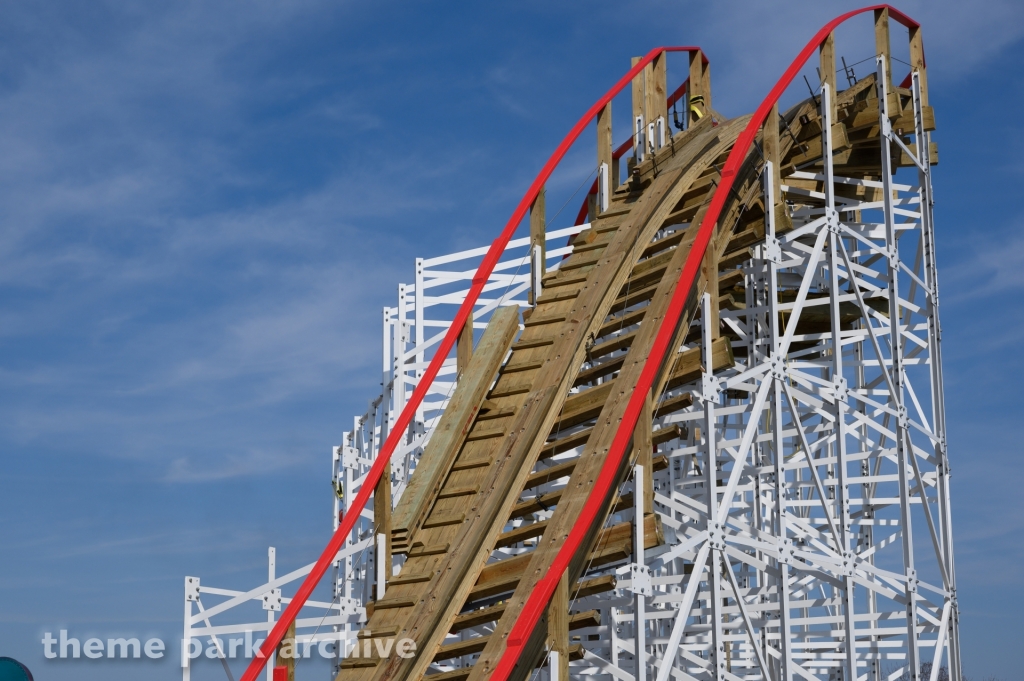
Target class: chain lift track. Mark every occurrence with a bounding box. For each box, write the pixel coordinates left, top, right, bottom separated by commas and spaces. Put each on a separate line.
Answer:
182, 7, 959, 681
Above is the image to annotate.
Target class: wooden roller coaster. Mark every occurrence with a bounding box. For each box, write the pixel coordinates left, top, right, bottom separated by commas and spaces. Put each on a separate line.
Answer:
191, 7, 958, 681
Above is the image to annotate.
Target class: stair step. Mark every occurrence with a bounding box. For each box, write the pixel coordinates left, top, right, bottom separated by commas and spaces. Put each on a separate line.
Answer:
389, 572, 433, 586
501, 360, 543, 374
422, 513, 466, 529
465, 426, 506, 441
511, 337, 554, 351
451, 456, 493, 472
523, 313, 567, 328
408, 542, 450, 557
438, 486, 479, 499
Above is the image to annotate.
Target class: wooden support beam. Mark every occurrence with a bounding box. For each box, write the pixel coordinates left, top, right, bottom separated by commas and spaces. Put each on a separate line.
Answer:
651, 51, 668, 127
703, 58, 712, 112
631, 56, 644, 160
646, 51, 666, 149
876, 7, 892, 93
274, 621, 296, 681
391, 306, 521, 542
530, 187, 546, 304
701, 240, 719, 339
546, 572, 569, 681
820, 32, 837, 122
597, 103, 615, 196
764, 102, 781, 205
909, 25, 929, 106
688, 50, 708, 125
635, 390, 654, 513
458, 311, 474, 376
374, 460, 392, 595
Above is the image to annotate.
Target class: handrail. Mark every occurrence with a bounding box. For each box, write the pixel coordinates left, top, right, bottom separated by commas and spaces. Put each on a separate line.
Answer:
489, 6, 922, 681
238, 44, 707, 681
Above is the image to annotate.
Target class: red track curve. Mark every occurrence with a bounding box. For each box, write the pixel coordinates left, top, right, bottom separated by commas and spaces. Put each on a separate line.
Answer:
238, 44, 706, 681
490, 6, 921, 681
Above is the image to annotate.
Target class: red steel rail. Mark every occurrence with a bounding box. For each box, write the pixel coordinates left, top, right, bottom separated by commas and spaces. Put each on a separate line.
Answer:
490, 6, 922, 681
238, 45, 706, 681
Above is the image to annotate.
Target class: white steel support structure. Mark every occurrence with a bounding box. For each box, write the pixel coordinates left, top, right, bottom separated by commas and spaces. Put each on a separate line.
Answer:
180, 223, 586, 681
181, 63, 959, 681
559, 67, 958, 681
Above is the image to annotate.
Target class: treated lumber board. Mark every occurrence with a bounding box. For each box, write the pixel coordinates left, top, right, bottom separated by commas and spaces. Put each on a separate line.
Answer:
665, 336, 734, 390
547, 573, 569, 681
391, 306, 520, 540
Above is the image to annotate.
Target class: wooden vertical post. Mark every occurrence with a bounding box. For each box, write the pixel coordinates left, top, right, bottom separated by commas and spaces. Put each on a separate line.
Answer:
908, 25, 929, 106
598, 103, 614, 195
546, 571, 569, 681
764, 103, 781, 205
374, 463, 392, 596
702, 58, 712, 113
630, 56, 645, 164
688, 50, 707, 125
702, 245, 720, 339
457, 311, 474, 375
820, 33, 837, 122
651, 52, 668, 126
530, 187, 546, 303
874, 8, 898, 112
646, 51, 667, 151
636, 390, 654, 513
631, 56, 644, 122
274, 621, 296, 681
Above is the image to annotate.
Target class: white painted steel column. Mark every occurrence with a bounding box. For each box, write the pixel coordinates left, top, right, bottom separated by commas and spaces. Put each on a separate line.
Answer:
700, 293, 725, 681
764, 161, 794, 681
877, 55, 922, 681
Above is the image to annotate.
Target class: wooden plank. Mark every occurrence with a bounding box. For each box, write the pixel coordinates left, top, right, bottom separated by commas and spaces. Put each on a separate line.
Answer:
666, 335, 734, 390
373, 461, 391, 596
422, 513, 465, 529
820, 32, 837, 123
457, 310, 473, 377
598, 103, 615, 197
874, 8, 899, 113
437, 486, 479, 499
636, 390, 654, 512
451, 456, 493, 472
407, 543, 450, 557
909, 25, 929, 106
373, 597, 416, 610
689, 49, 708, 124
650, 51, 668, 138
631, 56, 644, 145
388, 572, 433, 586
465, 425, 506, 442
391, 305, 520, 539
547, 572, 569, 681
530, 187, 546, 306
701, 231, 720, 338
274, 620, 296, 681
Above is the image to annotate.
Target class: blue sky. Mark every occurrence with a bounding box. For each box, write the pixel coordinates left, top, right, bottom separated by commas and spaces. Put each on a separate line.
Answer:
0, 1, 1022, 680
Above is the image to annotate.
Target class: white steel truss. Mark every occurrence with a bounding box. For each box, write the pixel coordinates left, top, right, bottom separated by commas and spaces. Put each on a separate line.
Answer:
180, 222, 585, 681
181, 60, 959, 681
547, 66, 959, 681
